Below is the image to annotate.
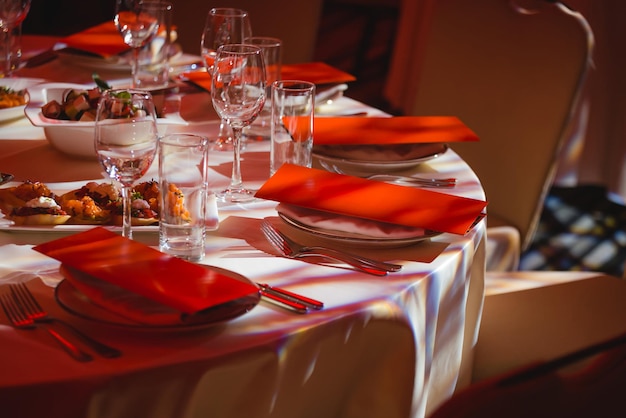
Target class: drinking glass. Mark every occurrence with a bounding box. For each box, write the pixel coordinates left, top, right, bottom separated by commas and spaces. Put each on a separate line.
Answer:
243, 36, 282, 141
200, 7, 252, 150
211, 44, 266, 203
95, 89, 159, 238
114, 0, 163, 88
0, 0, 30, 78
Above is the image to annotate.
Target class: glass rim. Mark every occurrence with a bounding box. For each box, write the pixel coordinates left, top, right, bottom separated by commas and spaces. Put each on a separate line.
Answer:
272, 80, 316, 92
208, 7, 249, 17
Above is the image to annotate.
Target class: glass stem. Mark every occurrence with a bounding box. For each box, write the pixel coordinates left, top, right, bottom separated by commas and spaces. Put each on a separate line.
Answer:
131, 47, 140, 88
2, 28, 12, 77
122, 185, 133, 239
230, 125, 244, 189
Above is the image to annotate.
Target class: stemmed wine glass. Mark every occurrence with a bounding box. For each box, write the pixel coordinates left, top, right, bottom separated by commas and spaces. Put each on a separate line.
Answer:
200, 7, 252, 150
211, 44, 266, 203
0, 0, 31, 77
114, 0, 163, 88
95, 89, 159, 238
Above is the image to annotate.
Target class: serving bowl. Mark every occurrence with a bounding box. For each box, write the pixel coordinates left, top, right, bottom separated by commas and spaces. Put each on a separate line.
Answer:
24, 82, 188, 158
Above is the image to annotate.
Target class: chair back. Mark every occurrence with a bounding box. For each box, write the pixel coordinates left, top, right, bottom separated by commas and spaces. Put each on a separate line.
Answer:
430, 331, 626, 418
385, 0, 594, 250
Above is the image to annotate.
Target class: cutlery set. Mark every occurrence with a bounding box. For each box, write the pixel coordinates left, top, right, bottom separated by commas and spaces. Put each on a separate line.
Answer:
1, 284, 120, 362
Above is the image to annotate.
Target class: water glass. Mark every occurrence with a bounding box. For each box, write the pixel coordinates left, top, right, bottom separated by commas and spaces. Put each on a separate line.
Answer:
270, 80, 315, 176
158, 133, 210, 262
243, 37, 283, 141
136, 0, 173, 89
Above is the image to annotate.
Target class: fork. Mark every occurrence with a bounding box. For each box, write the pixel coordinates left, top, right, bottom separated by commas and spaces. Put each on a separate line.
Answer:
10, 283, 122, 358
1, 292, 93, 362
261, 221, 401, 276
319, 161, 456, 188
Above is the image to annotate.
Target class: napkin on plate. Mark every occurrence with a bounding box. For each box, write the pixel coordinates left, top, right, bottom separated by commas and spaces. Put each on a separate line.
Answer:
59, 21, 129, 58
277, 203, 427, 239
255, 164, 487, 235
312, 116, 478, 161
181, 61, 356, 92
33, 227, 259, 325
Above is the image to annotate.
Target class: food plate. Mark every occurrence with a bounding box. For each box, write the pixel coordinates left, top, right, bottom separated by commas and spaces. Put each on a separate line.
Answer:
312, 145, 448, 173
278, 210, 440, 249
0, 180, 159, 232
55, 265, 260, 331
0, 77, 45, 123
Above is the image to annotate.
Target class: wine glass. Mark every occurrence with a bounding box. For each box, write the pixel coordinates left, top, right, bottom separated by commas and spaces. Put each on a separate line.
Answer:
200, 7, 252, 150
211, 44, 266, 203
0, 0, 31, 77
114, 0, 163, 88
95, 89, 159, 238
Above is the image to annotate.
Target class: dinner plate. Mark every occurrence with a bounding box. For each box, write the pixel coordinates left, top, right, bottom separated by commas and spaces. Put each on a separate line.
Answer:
0, 77, 45, 123
278, 210, 440, 249
55, 265, 260, 331
312, 145, 448, 173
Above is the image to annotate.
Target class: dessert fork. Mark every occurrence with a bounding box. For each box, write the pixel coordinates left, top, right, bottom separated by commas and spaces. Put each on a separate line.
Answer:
10, 283, 121, 358
261, 221, 401, 276
1, 292, 93, 362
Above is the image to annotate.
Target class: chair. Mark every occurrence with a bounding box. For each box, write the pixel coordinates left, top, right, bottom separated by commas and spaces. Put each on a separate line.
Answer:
384, 0, 595, 271
429, 273, 626, 417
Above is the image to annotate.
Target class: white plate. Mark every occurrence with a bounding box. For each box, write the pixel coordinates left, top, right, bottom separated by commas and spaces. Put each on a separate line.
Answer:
278, 211, 440, 249
312, 145, 448, 173
57, 49, 132, 71
55, 265, 260, 331
0, 77, 45, 123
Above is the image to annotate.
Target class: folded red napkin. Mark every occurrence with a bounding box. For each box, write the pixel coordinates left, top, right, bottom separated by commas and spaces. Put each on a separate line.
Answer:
60, 21, 129, 58
280, 62, 356, 85
181, 61, 356, 92
34, 228, 259, 324
313, 116, 479, 146
255, 164, 487, 235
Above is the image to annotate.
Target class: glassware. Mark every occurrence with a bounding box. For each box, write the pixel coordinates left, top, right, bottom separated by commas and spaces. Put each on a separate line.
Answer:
114, 0, 163, 88
211, 44, 266, 203
200, 7, 252, 150
0, 0, 30, 78
95, 89, 159, 238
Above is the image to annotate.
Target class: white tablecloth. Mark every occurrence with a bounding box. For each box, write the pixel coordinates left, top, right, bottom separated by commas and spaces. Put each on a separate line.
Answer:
0, 37, 486, 418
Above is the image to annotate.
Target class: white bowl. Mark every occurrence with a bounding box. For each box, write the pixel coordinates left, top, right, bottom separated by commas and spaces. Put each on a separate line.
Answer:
0, 77, 45, 123
24, 82, 188, 158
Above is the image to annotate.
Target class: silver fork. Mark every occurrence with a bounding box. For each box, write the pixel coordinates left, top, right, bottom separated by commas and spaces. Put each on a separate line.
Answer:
1, 292, 93, 362
10, 283, 121, 358
319, 161, 456, 188
261, 221, 402, 276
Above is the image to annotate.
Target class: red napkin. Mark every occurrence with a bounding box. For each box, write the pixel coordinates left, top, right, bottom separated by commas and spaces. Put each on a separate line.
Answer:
313, 116, 479, 146
280, 62, 356, 85
60, 21, 129, 58
34, 228, 258, 316
181, 61, 356, 92
255, 164, 487, 235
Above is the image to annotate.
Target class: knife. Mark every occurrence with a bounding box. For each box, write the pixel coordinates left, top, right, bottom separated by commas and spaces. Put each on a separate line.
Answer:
257, 282, 324, 313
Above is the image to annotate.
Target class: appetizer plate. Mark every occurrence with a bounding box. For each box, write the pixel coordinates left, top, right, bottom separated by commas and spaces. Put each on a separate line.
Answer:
278, 210, 440, 249
312, 144, 448, 173
55, 265, 260, 331
24, 82, 188, 158
0, 180, 159, 232
0, 77, 45, 123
